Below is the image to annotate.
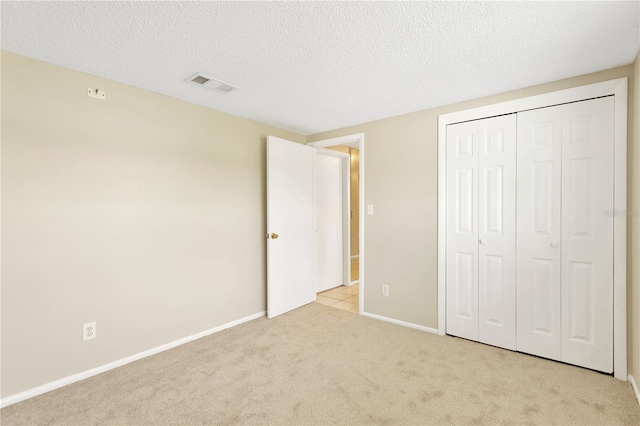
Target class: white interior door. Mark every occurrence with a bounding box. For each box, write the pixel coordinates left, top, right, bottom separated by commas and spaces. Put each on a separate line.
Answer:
477, 115, 516, 350
516, 105, 563, 360
314, 153, 344, 293
267, 136, 315, 319
560, 97, 614, 373
446, 121, 479, 341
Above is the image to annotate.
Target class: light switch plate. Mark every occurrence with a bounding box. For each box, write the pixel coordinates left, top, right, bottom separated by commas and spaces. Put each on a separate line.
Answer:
367, 204, 374, 215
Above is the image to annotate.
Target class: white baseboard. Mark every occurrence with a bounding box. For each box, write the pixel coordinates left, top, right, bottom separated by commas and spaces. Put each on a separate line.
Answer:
362, 311, 439, 335
0, 311, 266, 409
349, 279, 359, 285
350, 255, 359, 259
629, 375, 640, 407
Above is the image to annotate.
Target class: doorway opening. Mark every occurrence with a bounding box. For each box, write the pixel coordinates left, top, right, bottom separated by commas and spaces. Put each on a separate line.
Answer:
307, 134, 365, 315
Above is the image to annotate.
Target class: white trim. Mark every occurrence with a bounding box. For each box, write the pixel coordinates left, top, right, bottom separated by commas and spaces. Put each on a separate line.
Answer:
439, 78, 627, 126
362, 312, 439, 334
349, 279, 360, 285
358, 137, 364, 316
343, 154, 351, 287
437, 78, 628, 378
350, 254, 359, 259
0, 311, 266, 408
629, 375, 640, 407
315, 148, 350, 160
437, 102, 447, 337
308, 133, 365, 316
612, 80, 628, 381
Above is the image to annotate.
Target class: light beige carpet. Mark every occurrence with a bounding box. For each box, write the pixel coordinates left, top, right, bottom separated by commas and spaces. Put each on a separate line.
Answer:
2, 303, 639, 425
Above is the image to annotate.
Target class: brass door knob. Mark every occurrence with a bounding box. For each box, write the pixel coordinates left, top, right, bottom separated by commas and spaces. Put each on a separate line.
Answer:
271, 233, 279, 239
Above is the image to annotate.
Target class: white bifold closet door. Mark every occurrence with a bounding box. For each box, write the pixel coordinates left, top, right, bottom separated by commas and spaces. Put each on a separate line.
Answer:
517, 97, 614, 373
446, 114, 516, 350
515, 105, 563, 360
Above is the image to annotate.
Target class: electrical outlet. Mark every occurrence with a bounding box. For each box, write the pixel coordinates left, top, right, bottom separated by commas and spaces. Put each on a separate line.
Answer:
83, 322, 96, 341
382, 285, 389, 297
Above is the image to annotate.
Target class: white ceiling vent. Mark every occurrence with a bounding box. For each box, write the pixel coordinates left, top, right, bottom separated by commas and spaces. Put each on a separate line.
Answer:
185, 73, 238, 94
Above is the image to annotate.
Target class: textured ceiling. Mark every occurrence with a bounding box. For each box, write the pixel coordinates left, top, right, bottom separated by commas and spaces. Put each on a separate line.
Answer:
2, 1, 639, 135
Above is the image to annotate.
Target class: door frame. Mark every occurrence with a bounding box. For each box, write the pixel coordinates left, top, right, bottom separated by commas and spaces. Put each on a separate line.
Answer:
308, 133, 365, 315
315, 148, 351, 289
437, 78, 628, 380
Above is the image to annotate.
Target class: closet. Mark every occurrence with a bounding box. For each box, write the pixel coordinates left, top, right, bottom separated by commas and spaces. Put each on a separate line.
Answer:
445, 96, 614, 374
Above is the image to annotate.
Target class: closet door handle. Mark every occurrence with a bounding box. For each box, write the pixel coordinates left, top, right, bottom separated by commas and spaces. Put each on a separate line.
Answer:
479, 239, 484, 244
550, 241, 559, 248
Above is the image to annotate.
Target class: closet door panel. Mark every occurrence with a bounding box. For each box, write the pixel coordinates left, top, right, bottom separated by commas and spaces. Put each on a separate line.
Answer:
561, 97, 614, 373
516, 106, 562, 360
446, 121, 479, 341
478, 115, 516, 350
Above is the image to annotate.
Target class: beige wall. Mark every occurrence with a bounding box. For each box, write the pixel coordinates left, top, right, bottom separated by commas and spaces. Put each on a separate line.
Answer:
631, 55, 640, 380
308, 65, 636, 336
0, 51, 304, 397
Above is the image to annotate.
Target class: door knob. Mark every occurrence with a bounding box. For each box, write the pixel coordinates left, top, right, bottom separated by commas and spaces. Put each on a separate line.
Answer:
479, 239, 484, 244
271, 233, 279, 239
550, 241, 559, 248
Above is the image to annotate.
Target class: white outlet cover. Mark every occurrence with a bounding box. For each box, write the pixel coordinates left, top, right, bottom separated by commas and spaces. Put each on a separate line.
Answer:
83, 322, 96, 341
